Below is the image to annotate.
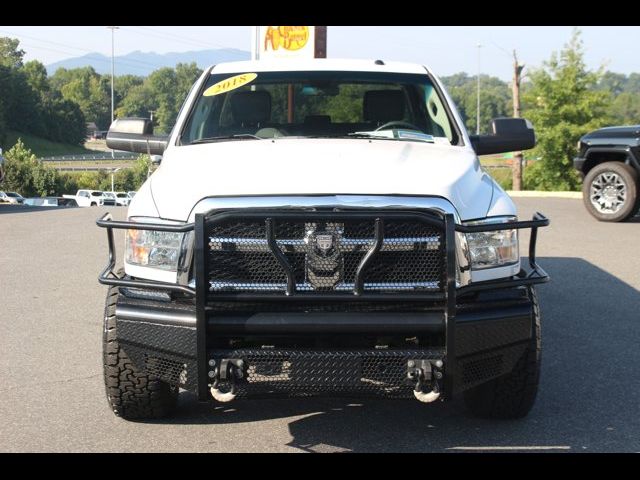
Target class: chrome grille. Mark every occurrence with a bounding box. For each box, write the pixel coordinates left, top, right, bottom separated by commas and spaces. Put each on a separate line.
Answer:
205, 213, 445, 295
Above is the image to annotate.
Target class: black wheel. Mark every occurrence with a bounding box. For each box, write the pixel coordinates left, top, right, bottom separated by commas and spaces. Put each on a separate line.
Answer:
91, 202, 97, 207
463, 287, 541, 419
103, 283, 178, 420
582, 161, 638, 222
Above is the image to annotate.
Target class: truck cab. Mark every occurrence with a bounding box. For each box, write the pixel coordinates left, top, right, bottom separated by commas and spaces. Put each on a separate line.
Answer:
98, 59, 549, 420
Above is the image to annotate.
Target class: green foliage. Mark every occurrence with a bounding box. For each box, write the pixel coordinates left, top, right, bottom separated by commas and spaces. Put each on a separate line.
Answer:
0, 37, 24, 68
3, 139, 59, 196
114, 74, 144, 107
0, 38, 87, 147
116, 63, 202, 133
55, 171, 80, 194
52, 66, 111, 130
22, 60, 49, 95
59, 155, 151, 193
1, 130, 93, 157
608, 91, 640, 125
522, 30, 611, 191
441, 73, 511, 134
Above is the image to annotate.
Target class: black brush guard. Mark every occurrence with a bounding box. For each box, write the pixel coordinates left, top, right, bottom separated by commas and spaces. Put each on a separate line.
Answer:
97, 209, 549, 400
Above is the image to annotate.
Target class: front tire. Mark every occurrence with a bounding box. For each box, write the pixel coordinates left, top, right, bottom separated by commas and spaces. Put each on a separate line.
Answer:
463, 287, 541, 419
582, 162, 638, 222
103, 284, 178, 420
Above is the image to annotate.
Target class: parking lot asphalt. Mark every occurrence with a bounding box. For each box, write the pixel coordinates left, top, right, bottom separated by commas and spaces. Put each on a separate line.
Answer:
1, 199, 639, 452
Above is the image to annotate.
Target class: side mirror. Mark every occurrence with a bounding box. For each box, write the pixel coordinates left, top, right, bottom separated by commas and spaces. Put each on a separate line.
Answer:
106, 118, 169, 155
470, 118, 536, 156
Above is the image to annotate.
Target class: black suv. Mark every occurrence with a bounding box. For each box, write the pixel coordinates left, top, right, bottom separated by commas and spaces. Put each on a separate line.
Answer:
575, 126, 640, 222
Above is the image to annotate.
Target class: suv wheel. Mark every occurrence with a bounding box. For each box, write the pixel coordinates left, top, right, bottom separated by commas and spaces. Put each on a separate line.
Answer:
103, 283, 178, 420
582, 161, 638, 222
463, 287, 541, 419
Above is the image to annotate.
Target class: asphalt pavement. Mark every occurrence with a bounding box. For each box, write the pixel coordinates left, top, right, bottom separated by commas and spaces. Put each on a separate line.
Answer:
1, 198, 639, 452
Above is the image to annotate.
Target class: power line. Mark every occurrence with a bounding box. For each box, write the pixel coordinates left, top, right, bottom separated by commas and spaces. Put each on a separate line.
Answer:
0, 28, 165, 70
127, 26, 220, 49
122, 26, 249, 58
11, 42, 153, 73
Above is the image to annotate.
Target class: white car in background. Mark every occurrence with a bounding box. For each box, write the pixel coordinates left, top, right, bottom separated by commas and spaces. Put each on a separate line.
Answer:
115, 192, 130, 206
101, 192, 117, 206
5, 192, 25, 204
63, 189, 105, 207
0, 191, 19, 204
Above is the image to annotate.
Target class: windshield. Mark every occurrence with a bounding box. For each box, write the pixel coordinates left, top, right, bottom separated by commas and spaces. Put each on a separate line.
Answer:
181, 70, 458, 145
91, 192, 103, 197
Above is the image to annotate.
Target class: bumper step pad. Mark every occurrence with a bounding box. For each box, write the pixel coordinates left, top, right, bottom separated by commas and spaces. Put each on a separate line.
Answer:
207, 349, 445, 398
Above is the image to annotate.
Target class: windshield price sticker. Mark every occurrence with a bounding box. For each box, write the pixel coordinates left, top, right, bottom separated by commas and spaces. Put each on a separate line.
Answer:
203, 73, 258, 96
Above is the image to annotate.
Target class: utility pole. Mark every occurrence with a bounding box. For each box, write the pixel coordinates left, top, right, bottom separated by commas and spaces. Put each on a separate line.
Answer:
476, 44, 482, 135
111, 168, 121, 192
107, 26, 119, 125
512, 50, 525, 191
251, 26, 258, 60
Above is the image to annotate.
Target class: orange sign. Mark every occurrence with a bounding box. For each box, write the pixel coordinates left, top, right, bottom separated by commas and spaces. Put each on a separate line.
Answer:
257, 26, 315, 59
264, 26, 309, 52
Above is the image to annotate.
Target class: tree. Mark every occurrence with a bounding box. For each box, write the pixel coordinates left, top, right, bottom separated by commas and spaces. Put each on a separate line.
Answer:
115, 83, 156, 121
608, 92, 640, 125
130, 155, 151, 187
117, 64, 202, 133
442, 73, 511, 134
114, 74, 144, 106
0, 37, 24, 68
596, 71, 627, 97
3, 139, 59, 196
22, 60, 49, 95
52, 66, 111, 129
41, 95, 86, 145
0, 65, 11, 145
522, 29, 611, 191
174, 63, 203, 115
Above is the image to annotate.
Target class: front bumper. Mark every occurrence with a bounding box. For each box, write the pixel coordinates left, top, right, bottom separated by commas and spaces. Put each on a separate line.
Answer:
112, 287, 534, 398
97, 210, 549, 401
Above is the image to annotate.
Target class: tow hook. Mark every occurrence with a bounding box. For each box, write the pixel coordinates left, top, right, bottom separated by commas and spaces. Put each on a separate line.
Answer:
407, 359, 443, 403
209, 358, 245, 403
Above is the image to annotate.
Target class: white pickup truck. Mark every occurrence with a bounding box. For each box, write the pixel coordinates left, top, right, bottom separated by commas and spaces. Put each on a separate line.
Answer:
64, 189, 113, 207
97, 59, 549, 421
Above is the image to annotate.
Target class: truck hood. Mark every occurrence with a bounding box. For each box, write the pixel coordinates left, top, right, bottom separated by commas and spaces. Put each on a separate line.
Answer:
149, 139, 495, 221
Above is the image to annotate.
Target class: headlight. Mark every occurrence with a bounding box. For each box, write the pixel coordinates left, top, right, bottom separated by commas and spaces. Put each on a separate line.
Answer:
125, 218, 187, 271
464, 217, 519, 270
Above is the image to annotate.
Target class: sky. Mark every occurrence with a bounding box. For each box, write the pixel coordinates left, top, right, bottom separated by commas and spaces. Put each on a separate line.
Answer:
0, 26, 638, 81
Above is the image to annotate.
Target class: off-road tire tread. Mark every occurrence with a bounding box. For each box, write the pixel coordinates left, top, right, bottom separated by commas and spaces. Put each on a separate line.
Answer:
463, 287, 541, 419
103, 283, 178, 420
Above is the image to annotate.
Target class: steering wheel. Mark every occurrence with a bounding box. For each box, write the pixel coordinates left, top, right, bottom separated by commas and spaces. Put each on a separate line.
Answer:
374, 121, 423, 132
255, 127, 288, 139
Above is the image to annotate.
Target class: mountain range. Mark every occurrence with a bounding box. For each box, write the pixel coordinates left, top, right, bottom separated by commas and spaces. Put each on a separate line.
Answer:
46, 49, 251, 76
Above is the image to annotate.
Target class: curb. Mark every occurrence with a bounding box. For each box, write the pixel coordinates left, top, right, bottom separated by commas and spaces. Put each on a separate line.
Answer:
506, 190, 582, 199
